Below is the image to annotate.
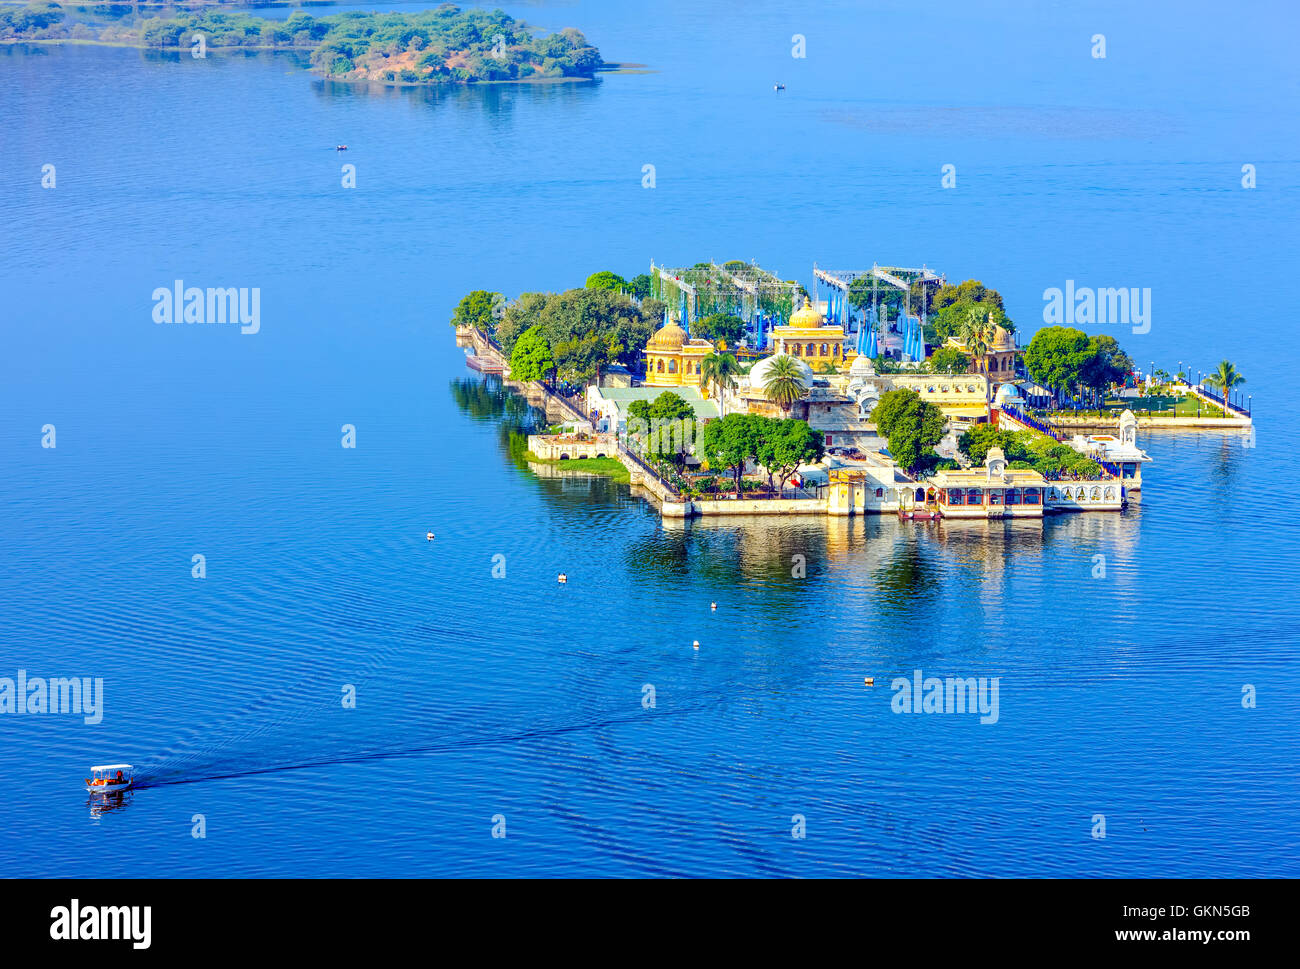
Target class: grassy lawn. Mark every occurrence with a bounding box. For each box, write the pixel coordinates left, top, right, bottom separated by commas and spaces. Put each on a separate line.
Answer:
525, 453, 631, 483
1041, 395, 1227, 419
1104, 395, 1225, 417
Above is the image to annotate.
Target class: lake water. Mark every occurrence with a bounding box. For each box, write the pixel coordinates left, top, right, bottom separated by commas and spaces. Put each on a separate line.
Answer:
1, 0, 1297, 876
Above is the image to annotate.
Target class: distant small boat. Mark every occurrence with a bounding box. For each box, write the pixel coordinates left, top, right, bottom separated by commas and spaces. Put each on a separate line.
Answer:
336, 145, 349, 151
85, 764, 133, 794
774, 83, 785, 91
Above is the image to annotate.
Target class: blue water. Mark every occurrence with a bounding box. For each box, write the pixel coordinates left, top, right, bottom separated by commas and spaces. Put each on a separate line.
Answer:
2, 0, 1297, 876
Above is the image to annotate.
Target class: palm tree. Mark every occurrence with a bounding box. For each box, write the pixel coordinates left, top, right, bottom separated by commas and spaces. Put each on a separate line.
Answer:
1205, 359, 1245, 413
959, 308, 994, 375
700, 351, 742, 403
763, 354, 807, 414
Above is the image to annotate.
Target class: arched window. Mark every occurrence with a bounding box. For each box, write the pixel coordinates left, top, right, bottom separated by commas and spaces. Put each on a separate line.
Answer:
914, 488, 925, 502
792, 344, 801, 356
875, 488, 883, 498
656, 359, 664, 373
1007, 488, 1021, 505
695, 362, 701, 374
968, 489, 983, 505
1090, 487, 1101, 500
1104, 487, 1115, 500
820, 343, 828, 357
1025, 488, 1040, 504
806, 343, 815, 356
668, 359, 677, 373
948, 489, 964, 506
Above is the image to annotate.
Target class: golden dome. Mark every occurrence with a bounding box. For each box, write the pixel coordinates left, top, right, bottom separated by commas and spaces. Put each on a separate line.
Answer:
991, 324, 1016, 351
788, 300, 824, 329
647, 320, 687, 350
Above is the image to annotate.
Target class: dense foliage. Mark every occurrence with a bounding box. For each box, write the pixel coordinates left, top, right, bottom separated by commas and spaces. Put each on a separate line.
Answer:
626, 392, 696, 467
0, 4, 604, 83
483, 287, 655, 385
870, 388, 947, 473
699, 413, 824, 496
508, 325, 555, 382
692, 312, 746, 347
957, 424, 1104, 479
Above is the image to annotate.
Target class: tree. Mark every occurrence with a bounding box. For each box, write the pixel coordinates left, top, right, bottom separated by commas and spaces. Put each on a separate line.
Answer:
1024, 326, 1096, 403
958, 308, 996, 374
585, 271, 628, 292
628, 392, 696, 466
1205, 360, 1245, 407
933, 279, 1004, 313
553, 331, 621, 386
699, 351, 742, 401
957, 424, 1011, 464
848, 275, 903, 316
926, 278, 1011, 345
450, 289, 501, 333
1080, 334, 1132, 401
628, 274, 653, 300
694, 312, 746, 346
494, 291, 548, 355
762, 355, 808, 414
508, 325, 555, 383
700, 413, 763, 496
926, 346, 971, 375
641, 298, 667, 328
756, 418, 825, 496
536, 288, 651, 375
871, 388, 947, 473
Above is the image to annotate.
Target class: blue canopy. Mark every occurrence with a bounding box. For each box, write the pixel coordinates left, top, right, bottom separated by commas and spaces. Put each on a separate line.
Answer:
903, 311, 925, 362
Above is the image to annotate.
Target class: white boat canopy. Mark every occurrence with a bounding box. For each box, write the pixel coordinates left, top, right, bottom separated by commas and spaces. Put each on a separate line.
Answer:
90, 764, 133, 772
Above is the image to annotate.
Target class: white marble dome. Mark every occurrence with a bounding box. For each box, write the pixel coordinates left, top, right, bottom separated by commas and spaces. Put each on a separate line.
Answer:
994, 382, 1025, 405
849, 352, 877, 377
748, 352, 813, 390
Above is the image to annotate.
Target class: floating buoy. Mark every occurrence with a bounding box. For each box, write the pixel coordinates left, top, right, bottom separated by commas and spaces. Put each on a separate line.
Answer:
426, 531, 435, 541
558, 573, 567, 584
864, 677, 874, 687
710, 602, 717, 611
692, 640, 700, 650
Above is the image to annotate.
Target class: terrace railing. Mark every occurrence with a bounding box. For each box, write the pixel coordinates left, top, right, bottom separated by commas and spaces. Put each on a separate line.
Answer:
617, 441, 681, 497
1002, 405, 1121, 479
1001, 404, 1063, 441
1191, 383, 1251, 418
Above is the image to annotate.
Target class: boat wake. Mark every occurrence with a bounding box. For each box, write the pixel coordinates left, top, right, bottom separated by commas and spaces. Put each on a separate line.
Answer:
128, 685, 724, 792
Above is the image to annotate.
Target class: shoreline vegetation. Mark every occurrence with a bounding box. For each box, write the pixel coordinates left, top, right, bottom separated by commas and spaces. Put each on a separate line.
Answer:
0, 3, 610, 85
524, 452, 631, 483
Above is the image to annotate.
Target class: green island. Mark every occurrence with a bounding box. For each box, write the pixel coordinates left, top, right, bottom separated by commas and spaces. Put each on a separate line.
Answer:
0, 3, 606, 84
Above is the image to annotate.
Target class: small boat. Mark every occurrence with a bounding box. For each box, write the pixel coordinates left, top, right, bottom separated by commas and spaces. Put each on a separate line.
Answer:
336, 145, 349, 151
774, 83, 785, 91
85, 764, 133, 794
